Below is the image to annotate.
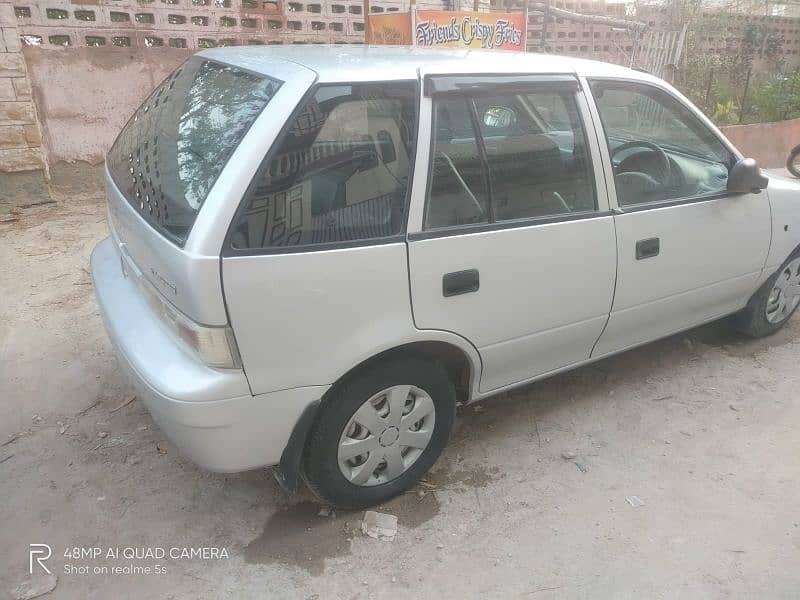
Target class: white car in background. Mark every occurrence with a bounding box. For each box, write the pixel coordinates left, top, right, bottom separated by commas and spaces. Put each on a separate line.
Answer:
91, 46, 800, 508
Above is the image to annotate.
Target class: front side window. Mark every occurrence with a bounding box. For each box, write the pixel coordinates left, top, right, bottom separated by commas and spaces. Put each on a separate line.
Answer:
589, 80, 735, 207
425, 87, 596, 230
108, 57, 280, 245
230, 82, 417, 250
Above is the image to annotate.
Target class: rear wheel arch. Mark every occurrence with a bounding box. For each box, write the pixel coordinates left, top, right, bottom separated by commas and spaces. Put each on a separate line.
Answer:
323, 339, 477, 408
275, 337, 479, 495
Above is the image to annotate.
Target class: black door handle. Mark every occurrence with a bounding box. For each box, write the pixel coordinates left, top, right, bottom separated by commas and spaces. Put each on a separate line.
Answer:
636, 237, 660, 260
443, 269, 479, 297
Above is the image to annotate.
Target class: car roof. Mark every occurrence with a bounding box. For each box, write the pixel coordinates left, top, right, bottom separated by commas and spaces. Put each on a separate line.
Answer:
199, 44, 651, 84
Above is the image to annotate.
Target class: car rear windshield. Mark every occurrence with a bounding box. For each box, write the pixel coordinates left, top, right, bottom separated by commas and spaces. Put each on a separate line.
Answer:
107, 57, 281, 245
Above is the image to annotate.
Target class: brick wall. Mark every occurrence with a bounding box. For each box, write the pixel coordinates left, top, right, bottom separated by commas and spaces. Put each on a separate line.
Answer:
0, 1, 46, 175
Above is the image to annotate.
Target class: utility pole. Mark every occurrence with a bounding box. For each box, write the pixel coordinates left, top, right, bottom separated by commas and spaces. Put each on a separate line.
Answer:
541, 0, 550, 53
739, 67, 752, 124
363, 0, 370, 42
704, 67, 714, 114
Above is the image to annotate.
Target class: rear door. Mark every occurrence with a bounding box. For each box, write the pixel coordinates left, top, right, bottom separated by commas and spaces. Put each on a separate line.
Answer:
407, 75, 617, 393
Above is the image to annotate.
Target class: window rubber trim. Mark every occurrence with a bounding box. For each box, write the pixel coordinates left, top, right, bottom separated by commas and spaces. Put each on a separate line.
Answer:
222, 78, 420, 258
408, 209, 614, 241
612, 191, 742, 214
424, 73, 581, 96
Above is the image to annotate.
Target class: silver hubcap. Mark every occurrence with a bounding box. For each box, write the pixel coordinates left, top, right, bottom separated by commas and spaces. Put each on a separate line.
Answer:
337, 385, 436, 487
766, 257, 800, 324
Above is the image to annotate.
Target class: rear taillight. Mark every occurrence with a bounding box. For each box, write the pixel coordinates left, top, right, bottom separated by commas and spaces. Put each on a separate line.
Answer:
139, 272, 241, 369
159, 297, 241, 369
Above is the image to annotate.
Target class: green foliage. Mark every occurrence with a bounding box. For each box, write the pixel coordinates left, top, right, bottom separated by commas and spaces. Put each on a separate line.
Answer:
749, 70, 800, 123
679, 54, 731, 116
711, 100, 739, 125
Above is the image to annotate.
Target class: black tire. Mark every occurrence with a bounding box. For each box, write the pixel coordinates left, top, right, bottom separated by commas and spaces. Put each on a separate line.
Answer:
734, 248, 800, 338
787, 145, 800, 178
302, 355, 456, 509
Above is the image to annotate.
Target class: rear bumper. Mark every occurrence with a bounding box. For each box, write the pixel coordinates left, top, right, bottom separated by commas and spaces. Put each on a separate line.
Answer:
91, 236, 328, 471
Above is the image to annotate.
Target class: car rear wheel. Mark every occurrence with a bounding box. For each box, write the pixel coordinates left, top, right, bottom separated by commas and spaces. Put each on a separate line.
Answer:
302, 356, 455, 509
734, 250, 800, 337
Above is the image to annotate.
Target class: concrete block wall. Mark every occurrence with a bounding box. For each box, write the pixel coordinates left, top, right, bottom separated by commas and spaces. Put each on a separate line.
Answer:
10, 0, 452, 171
3, 0, 451, 179
498, 0, 642, 65
0, 0, 46, 175
638, 5, 800, 66
9, 0, 448, 50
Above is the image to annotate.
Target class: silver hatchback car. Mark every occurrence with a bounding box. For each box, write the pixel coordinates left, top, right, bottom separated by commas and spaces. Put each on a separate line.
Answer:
92, 46, 800, 508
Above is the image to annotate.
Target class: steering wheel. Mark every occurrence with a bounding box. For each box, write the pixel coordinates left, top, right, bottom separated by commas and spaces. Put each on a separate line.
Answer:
611, 141, 671, 186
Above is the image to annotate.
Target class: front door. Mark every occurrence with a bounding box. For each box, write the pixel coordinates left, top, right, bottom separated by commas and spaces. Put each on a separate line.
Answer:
408, 76, 617, 393
587, 79, 772, 357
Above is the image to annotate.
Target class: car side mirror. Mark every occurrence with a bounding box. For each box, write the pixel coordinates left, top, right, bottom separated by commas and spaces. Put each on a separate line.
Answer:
728, 158, 769, 194
483, 106, 517, 129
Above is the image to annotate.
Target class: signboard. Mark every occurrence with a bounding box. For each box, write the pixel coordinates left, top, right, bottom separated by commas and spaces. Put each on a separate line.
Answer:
366, 12, 414, 45
366, 9, 527, 52
414, 10, 527, 51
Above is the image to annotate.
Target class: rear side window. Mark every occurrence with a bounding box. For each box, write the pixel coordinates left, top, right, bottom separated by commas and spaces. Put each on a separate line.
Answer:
426, 97, 489, 229
229, 82, 418, 250
108, 57, 281, 245
425, 88, 596, 230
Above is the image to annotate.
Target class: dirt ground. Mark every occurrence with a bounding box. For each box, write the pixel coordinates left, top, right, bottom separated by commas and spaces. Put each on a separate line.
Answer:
1, 192, 799, 599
